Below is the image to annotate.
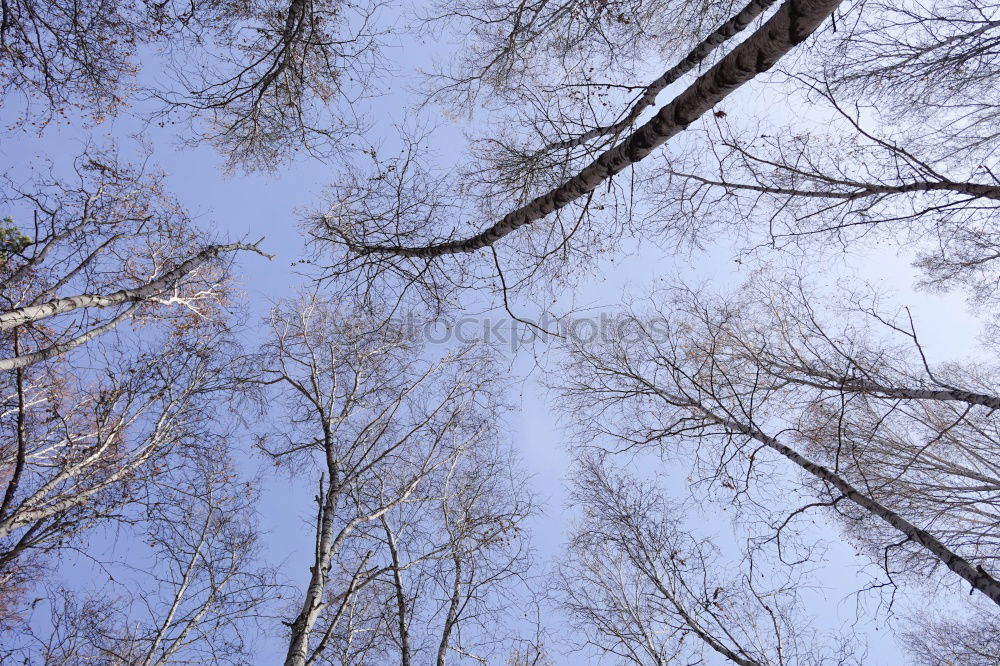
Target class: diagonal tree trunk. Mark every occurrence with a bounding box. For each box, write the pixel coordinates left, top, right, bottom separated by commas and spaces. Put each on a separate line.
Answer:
690, 402, 1000, 606
349, 0, 845, 259
0, 241, 263, 332
0, 304, 138, 372
542, 0, 780, 154
666, 172, 1000, 202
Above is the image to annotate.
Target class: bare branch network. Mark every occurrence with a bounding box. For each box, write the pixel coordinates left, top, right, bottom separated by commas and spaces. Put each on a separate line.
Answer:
4, 0, 1000, 663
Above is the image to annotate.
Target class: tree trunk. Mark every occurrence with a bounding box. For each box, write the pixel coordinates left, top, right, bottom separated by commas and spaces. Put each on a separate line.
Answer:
700, 406, 1000, 606
284, 480, 338, 666
436, 551, 463, 666
0, 242, 258, 331
355, 0, 845, 258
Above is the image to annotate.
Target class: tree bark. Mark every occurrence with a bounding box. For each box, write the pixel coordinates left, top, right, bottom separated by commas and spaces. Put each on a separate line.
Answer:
284, 479, 338, 666
0, 303, 138, 372
669, 172, 1000, 201
698, 406, 1000, 606
436, 551, 462, 666
353, 0, 845, 259
544, 0, 779, 153
0, 242, 261, 331
383, 517, 412, 666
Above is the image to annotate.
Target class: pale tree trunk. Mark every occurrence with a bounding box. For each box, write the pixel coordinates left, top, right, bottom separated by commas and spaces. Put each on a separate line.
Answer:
435, 551, 463, 666
0, 336, 28, 522
383, 516, 412, 666
0, 241, 262, 332
306, 553, 373, 663
0, 304, 138, 372
0, 395, 171, 539
284, 473, 428, 666
285, 477, 339, 666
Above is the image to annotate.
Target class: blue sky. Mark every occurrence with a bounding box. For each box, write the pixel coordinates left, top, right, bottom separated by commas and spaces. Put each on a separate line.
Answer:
1, 7, 992, 662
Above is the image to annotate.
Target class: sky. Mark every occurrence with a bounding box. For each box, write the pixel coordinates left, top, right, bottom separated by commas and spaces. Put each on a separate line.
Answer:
0, 5, 992, 663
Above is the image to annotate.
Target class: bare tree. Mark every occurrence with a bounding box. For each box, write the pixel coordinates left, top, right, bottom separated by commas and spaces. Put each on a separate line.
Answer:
557, 453, 859, 665
0, 322, 246, 614
0, 0, 147, 127
0, 0, 384, 171
0, 0, 239, 127
505, 641, 554, 666
553, 275, 1000, 610
903, 611, 1000, 666
624, 0, 1000, 307
309, 0, 1000, 324
641, 87, 1000, 305
0, 146, 269, 617
2, 439, 280, 664
153, 0, 386, 172
819, 0, 1000, 152
380, 436, 536, 666
311, 0, 845, 306
420, 0, 753, 108
249, 294, 533, 666
408, 0, 784, 239
0, 145, 267, 373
